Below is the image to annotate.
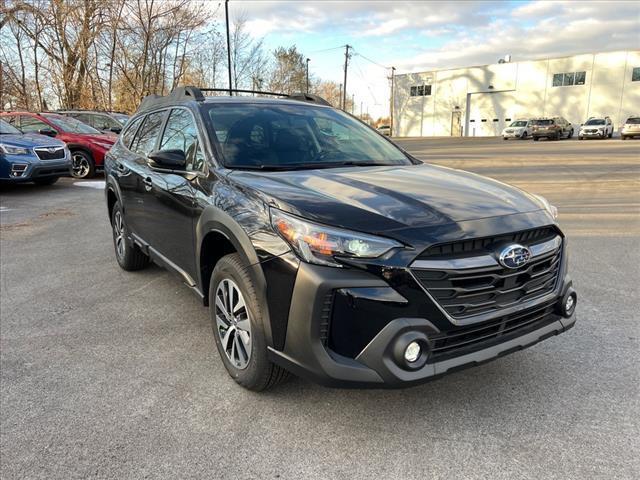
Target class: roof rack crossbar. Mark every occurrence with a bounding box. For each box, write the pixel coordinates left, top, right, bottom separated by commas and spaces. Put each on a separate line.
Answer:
199, 88, 289, 97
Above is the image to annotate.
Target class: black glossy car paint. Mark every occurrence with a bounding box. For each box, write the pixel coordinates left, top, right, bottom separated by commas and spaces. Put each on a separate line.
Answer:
106, 91, 576, 388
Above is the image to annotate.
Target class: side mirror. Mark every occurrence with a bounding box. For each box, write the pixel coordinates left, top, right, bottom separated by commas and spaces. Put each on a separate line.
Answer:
148, 149, 186, 170
109, 126, 122, 134
39, 128, 57, 137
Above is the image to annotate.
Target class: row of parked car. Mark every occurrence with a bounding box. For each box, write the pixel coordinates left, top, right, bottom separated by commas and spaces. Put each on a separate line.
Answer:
0, 110, 129, 184
501, 115, 640, 141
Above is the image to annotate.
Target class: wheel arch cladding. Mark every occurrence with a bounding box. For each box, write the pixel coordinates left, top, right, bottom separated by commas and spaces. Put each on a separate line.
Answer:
196, 207, 275, 348
105, 175, 123, 223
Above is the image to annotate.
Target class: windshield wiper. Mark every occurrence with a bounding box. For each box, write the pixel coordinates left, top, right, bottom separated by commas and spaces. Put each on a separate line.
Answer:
229, 161, 392, 171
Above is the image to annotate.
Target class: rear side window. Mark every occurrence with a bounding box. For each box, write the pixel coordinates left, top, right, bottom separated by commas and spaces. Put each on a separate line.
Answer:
131, 111, 166, 156
160, 108, 205, 171
626, 117, 640, 124
121, 116, 144, 149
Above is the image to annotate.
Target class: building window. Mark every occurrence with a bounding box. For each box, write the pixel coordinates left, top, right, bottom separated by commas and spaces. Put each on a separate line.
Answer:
553, 71, 586, 87
409, 85, 432, 97
632, 67, 640, 82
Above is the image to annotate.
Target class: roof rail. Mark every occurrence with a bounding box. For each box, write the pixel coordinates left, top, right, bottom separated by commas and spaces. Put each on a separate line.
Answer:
138, 86, 332, 111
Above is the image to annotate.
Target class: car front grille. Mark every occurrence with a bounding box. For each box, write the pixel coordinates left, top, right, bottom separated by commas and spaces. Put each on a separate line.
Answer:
34, 147, 66, 160
427, 300, 558, 363
412, 228, 562, 319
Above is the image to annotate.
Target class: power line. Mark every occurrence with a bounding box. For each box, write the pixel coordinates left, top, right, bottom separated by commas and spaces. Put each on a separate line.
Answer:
307, 45, 346, 54
353, 51, 390, 70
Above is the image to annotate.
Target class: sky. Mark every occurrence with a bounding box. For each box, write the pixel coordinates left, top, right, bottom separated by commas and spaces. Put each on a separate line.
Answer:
224, 0, 640, 119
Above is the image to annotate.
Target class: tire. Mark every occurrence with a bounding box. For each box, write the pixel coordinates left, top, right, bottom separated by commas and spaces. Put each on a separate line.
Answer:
33, 176, 59, 186
111, 203, 149, 271
210, 253, 290, 391
568, 129, 574, 139
621, 135, 627, 140
71, 150, 95, 179
608, 131, 613, 138
521, 131, 527, 139
533, 136, 539, 141
578, 136, 583, 140
503, 137, 508, 141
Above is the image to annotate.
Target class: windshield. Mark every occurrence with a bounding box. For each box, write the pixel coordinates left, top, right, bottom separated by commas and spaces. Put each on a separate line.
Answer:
626, 117, 640, 124
0, 119, 22, 135
42, 113, 101, 134
110, 113, 130, 124
531, 119, 553, 126
510, 121, 527, 127
585, 119, 605, 125
205, 103, 411, 170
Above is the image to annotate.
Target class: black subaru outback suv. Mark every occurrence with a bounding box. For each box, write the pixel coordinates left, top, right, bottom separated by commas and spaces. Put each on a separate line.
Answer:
105, 86, 577, 390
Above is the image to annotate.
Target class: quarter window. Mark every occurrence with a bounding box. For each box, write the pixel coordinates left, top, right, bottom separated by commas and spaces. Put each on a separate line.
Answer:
121, 116, 144, 149
131, 111, 166, 157
160, 108, 205, 171
632, 67, 640, 82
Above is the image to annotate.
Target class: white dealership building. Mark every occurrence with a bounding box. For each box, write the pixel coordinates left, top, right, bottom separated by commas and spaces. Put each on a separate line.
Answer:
392, 50, 640, 137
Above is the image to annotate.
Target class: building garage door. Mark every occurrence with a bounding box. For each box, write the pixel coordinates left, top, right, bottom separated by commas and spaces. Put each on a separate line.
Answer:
466, 91, 518, 137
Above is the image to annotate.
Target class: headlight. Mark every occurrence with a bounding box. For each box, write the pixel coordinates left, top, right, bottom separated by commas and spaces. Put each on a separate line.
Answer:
93, 142, 113, 149
271, 208, 403, 267
0, 144, 29, 155
533, 194, 558, 220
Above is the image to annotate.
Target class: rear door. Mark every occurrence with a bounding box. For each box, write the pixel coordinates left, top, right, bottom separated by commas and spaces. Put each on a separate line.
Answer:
122, 110, 167, 237
137, 107, 205, 283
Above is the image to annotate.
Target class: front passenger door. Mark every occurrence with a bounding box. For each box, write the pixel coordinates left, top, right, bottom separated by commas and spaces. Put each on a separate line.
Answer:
138, 108, 204, 284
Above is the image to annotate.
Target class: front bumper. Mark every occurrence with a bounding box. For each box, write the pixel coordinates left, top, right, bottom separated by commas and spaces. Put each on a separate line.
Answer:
503, 130, 525, 138
0, 159, 71, 182
268, 259, 577, 388
580, 130, 605, 138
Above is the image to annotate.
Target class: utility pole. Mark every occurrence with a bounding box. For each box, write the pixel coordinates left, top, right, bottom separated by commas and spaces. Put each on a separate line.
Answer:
342, 44, 351, 110
389, 66, 396, 136
306, 58, 310, 93
225, 0, 233, 95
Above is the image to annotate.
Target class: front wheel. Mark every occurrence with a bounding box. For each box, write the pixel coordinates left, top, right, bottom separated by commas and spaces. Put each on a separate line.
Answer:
210, 253, 289, 391
503, 137, 508, 141
608, 132, 613, 138
521, 131, 528, 139
71, 151, 95, 179
568, 129, 574, 139
533, 136, 539, 141
111, 203, 149, 271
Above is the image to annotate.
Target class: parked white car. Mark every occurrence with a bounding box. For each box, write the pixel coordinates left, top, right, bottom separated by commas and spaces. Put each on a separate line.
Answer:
377, 125, 391, 136
502, 120, 531, 140
578, 117, 614, 139
620, 116, 640, 140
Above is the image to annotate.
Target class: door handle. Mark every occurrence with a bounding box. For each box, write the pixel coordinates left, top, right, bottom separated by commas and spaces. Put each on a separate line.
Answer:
143, 177, 153, 192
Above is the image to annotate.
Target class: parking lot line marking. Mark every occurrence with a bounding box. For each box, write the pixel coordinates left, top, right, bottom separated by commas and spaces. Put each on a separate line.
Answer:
73, 181, 106, 189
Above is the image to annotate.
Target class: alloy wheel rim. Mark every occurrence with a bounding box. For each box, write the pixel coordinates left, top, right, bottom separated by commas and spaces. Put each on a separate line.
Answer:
72, 154, 90, 178
113, 211, 125, 258
215, 278, 252, 369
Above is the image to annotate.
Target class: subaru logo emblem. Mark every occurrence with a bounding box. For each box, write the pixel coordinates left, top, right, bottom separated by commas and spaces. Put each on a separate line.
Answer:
48, 147, 57, 153
498, 244, 531, 269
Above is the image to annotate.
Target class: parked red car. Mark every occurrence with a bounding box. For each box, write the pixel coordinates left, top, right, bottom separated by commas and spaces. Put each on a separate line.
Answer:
0, 112, 116, 178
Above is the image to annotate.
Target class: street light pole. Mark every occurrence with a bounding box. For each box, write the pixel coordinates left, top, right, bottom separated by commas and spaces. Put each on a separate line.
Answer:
306, 58, 310, 93
225, 0, 233, 95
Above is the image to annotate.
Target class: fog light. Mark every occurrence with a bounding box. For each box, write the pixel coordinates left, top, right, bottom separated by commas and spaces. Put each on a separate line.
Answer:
404, 341, 421, 363
565, 295, 575, 313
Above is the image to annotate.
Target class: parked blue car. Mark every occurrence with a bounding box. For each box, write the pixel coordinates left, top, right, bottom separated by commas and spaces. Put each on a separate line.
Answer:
0, 118, 71, 185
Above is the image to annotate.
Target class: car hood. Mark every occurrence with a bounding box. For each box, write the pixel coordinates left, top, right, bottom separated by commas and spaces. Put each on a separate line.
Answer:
229, 163, 545, 233
0, 133, 66, 148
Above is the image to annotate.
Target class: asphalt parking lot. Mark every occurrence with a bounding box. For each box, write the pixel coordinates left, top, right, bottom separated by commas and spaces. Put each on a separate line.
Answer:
1, 137, 639, 479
